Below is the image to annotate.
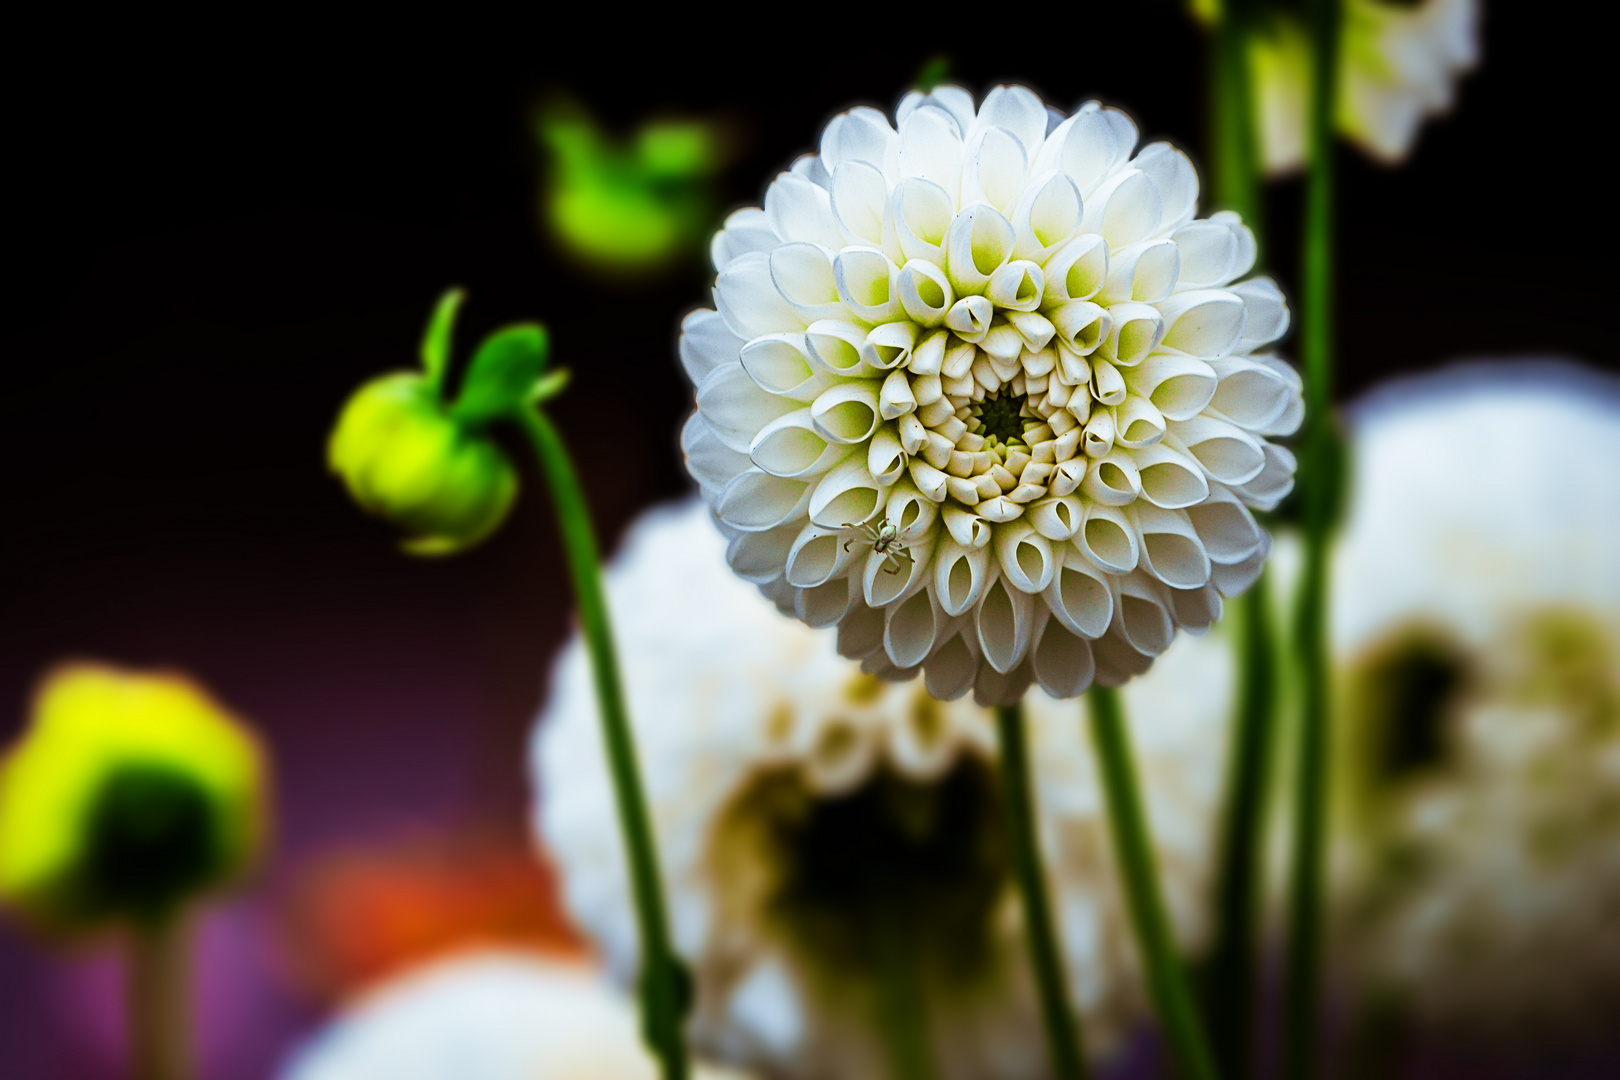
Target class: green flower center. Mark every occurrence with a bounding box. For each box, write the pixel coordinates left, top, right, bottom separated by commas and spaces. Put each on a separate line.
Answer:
968, 392, 1029, 447
82, 765, 222, 919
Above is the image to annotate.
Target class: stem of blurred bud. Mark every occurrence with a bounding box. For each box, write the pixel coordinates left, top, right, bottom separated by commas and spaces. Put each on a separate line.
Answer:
994, 703, 1090, 1080
1284, 0, 1343, 1077
128, 912, 191, 1080
1087, 686, 1221, 1080
518, 408, 690, 1080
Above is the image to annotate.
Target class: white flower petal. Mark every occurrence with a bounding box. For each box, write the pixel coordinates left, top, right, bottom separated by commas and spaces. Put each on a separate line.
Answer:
715, 252, 809, 340
712, 207, 780, 271
680, 308, 746, 385
898, 104, 965, 197
698, 363, 799, 452
1132, 142, 1200, 234
764, 173, 842, 249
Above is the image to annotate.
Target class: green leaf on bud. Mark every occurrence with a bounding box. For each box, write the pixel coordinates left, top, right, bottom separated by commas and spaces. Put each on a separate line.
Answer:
420, 288, 465, 393
452, 323, 551, 427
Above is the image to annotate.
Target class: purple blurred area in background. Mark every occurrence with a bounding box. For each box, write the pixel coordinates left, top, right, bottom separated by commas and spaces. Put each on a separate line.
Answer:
0, 11, 1612, 1080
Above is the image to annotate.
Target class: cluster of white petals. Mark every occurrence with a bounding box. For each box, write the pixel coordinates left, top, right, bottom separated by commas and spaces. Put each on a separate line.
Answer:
681, 85, 1299, 705
280, 950, 752, 1080
533, 500, 1230, 1078
1320, 365, 1620, 1037
1253, 0, 1480, 174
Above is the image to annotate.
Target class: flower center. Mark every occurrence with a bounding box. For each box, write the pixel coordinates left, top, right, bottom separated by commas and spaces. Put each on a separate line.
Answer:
969, 391, 1030, 447
84, 764, 221, 917
711, 753, 1012, 1005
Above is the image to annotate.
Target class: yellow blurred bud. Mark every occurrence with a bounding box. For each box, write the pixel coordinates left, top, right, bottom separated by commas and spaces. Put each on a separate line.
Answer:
0, 664, 269, 933
328, 373, 518, 556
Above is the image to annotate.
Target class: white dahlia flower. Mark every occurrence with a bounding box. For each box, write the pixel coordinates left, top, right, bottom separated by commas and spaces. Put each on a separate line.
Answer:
533, 499, 1231, 1079
681, 85, 1298, 706
1321, 363, 1620, 1038
279, 949, 753, 1080
1251, 0, 1480, 174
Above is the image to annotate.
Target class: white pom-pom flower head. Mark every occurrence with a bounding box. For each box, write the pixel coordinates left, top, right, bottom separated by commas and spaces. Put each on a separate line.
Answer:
682, 84, 1299, 705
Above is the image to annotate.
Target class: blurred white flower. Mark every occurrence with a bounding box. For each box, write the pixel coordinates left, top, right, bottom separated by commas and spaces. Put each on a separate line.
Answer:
533, 499, 1231, 1079
683, 84, 1298, 705
1322, 363, 1620, 1039
1252, 0, 1480, 174
280, 949, 751, 1080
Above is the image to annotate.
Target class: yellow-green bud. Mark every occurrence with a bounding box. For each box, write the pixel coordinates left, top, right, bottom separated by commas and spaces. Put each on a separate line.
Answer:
0, 664, 269, 933
328, 373, 518, 556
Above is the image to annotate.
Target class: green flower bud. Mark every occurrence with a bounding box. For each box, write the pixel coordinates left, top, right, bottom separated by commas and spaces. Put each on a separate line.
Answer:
328, 373, 518, 555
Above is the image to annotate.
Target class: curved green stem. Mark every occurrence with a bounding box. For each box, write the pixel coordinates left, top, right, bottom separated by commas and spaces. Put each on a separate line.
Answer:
995, 703, 1090, 1080
519, 408, 690, 1080
1283, 0, 1342, 1077
1088, 687, 1220, 1080
129, 912, 191, 1080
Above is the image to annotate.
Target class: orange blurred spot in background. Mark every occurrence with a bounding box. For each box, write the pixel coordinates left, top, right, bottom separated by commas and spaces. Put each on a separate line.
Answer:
277, 830, 589, 1001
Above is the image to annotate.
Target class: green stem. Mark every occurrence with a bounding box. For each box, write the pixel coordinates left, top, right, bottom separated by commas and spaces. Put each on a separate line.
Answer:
1206, 581, 1276, 1080
128, 912, 191, 1080
519, 408, 689, 1080
995, 703, 1090, 1080
1209, 0, 1263, 228
1087, 687, 1220, 1080
1283, 0, 1341, 1077
1205, 8, 1276, 1078
872, 900, 937, 1080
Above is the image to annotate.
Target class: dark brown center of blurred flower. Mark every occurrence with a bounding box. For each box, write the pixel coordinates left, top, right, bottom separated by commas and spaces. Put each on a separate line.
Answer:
710, 754, 1012, 1012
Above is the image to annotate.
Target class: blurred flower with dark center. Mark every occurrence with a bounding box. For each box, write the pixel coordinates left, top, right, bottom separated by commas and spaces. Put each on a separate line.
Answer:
1290, 363, 1620, 1051
0, 663, 269, 1080
280, 949, 754, 1080
539, 97, 732, 275
532, 499, 1230, 1078
0, 663, 267, 935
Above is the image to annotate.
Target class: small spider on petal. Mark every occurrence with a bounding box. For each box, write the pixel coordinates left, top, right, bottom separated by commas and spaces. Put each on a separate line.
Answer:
843, 518, 912, 575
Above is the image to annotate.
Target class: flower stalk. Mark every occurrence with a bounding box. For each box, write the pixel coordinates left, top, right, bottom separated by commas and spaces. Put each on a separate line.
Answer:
1204, 6, 1277, 1076
1087, 686, 1220, 1080
518, 407, 690, 1080
129, 912, 192, 1080
995, 703, 1089, 1080
1283, 0, 1343, 1076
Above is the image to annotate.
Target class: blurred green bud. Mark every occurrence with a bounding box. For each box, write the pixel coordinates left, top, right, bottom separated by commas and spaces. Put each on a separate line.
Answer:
329, 372, 518, 556
0, 664, 269, 934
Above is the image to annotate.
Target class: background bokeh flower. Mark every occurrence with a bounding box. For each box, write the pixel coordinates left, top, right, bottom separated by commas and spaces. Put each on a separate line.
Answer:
683, 85, 1298, 704
1249, 0, 1480, 174
1317, 363, 1620, 1046
533, 498, 1231, 1078
0, 664, 268, 934
280, 949, 753, 1080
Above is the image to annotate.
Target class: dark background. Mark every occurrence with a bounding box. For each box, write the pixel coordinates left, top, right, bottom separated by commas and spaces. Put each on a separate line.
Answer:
0, 10, 1609, 1078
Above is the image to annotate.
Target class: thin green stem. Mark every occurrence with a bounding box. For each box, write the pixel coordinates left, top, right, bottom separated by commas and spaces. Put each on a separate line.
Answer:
128, 912, 191, 1080
995, 703, 1089, 1080
1206, 581, 1276, 1079
1209, 0, 1263, 229
1283, 0, 1342, 1077
519, 408, 689, 1080
1087, 687, 1220, 1080
873, 901, 937, 1080
1205, 8, 1276, 1077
